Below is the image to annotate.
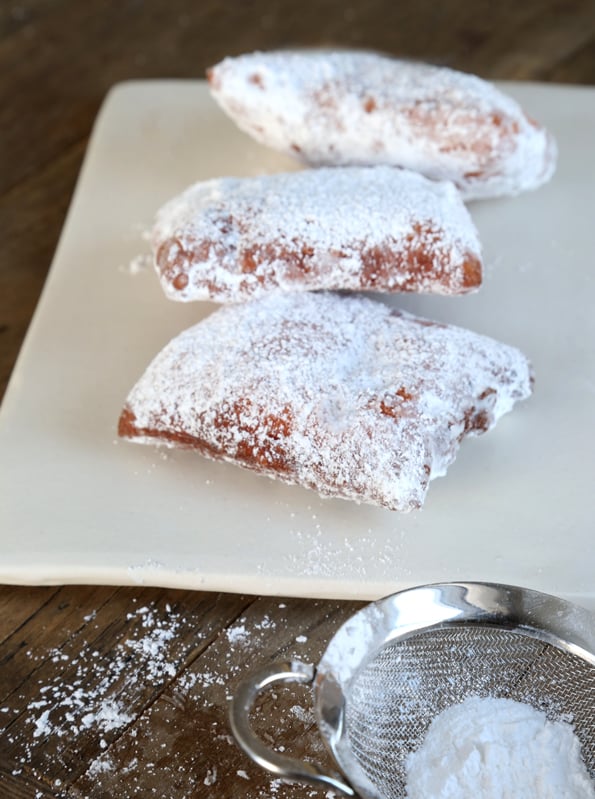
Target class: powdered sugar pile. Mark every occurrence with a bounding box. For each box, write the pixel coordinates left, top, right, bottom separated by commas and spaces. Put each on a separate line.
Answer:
405, 695, 594, 798
208, 50, 557, 199
153, 165, 481, 302
120, 291, 533, 511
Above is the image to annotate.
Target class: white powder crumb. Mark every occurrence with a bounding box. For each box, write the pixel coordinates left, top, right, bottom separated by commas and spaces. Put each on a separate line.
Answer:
237, 769, 250, 779
32, 709, 52, 738
81, 699, 133, 732
122, 756, 139, 774
255, 615, 276, 631
268, 778, 284, 794
226, 623, 250, 645
177, 671, 199, 692
126, 254, 152, 274
296, 635, 308, 644
204, 766, 217, 785
290, 705, 313, 724
405, 696, 594, 799
87, 755, 114, 777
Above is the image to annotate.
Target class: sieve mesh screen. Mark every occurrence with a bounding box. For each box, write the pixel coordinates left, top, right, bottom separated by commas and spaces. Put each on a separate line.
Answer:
344, 626, 595, 799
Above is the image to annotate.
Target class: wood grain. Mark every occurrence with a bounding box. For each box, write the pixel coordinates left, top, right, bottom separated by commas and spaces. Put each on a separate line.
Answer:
1, 1, 594, 796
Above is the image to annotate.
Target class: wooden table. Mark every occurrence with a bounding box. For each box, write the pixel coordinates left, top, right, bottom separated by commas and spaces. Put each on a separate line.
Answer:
1, 2, 594, 796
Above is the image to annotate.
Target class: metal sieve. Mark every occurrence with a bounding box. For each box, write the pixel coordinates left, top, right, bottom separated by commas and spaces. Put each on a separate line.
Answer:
230, 582, 595, 798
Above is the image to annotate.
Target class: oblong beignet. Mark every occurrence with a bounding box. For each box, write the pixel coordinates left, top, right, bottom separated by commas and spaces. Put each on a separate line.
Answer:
152, 166, 482, 303
207, 50, 557, 201
118, 292, 533, 511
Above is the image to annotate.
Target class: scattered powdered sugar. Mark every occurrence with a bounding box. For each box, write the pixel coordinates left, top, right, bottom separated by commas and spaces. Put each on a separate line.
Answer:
3, 600, 307, 795
405, 696, 595, 799
2, 603, 199, 766
125, 253, 152, 275
226, 622, 250, 646
120, 291, 533, 511
204, 765, 217, 785
87, 754, 115, 776
126, 558, 166, 584
274, 525, 410, 581
153, 165, 482, 302
209, 50, 557, 200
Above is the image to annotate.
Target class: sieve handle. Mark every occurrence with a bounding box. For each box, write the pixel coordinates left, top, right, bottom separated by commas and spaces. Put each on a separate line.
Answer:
229, 659, 356, 797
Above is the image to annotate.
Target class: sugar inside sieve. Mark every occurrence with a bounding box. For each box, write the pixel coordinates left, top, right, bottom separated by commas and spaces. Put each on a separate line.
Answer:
230, 582, 595, 798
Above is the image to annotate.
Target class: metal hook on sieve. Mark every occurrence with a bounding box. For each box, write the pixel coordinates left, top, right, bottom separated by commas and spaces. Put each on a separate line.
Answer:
229, 659, 356, 796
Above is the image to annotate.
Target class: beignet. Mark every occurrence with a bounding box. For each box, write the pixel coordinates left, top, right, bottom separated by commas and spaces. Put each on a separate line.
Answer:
152, 166, 482, 303
118, 292, 533, 511
207, 50, 557, 200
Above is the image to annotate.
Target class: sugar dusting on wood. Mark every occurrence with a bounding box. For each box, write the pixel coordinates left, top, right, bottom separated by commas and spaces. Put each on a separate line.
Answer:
3, 605, 184, 745
1, 595, 351, 797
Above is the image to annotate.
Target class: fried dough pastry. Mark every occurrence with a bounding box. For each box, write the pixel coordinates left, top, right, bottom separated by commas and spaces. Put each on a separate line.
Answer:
207, 50, 557, 200
118, 292, 533, 511
152, 166, 482, 303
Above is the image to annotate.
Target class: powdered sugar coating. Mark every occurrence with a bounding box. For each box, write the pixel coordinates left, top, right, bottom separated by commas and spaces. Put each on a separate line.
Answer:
118, 292, 532, 511
208, 50, 557, 200
153, 166, 482, 303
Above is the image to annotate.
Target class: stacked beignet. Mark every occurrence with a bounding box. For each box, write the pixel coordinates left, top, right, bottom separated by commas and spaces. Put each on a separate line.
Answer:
119, 50, 548, 510
208, 50, 556, 201
153, 166, 482, 303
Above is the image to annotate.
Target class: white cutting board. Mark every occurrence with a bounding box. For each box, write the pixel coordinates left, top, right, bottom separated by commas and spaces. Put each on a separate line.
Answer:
0, 80, 593, 608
